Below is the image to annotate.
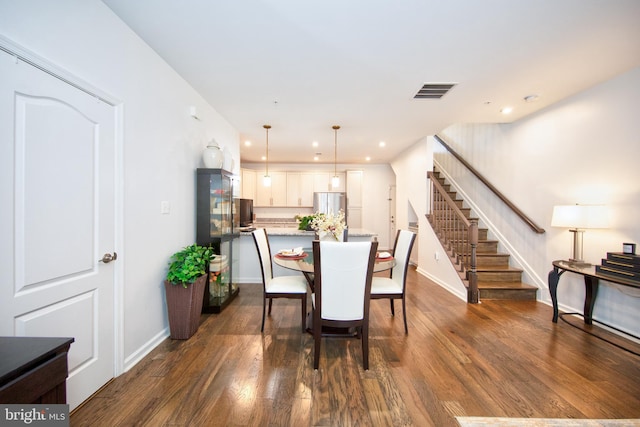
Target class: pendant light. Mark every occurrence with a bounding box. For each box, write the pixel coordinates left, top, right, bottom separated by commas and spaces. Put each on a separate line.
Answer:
331, 125, 340, 188
263, 124, 271, 187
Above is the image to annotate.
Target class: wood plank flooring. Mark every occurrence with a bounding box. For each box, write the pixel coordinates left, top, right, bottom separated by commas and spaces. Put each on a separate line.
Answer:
71, 268, 640, 426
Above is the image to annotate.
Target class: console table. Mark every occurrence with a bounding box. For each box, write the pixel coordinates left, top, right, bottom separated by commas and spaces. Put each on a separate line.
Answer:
0, 336, 74, 404
548, 260, 640, 324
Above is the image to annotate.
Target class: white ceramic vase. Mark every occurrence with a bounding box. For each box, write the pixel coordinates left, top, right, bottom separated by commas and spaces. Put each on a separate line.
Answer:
317, 230, 344, 242
203, 139, 224, 168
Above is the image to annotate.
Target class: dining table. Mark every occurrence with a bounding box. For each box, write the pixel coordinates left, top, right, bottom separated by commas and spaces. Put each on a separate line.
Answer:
273, 246, 395, 290
274, 246, 395, 336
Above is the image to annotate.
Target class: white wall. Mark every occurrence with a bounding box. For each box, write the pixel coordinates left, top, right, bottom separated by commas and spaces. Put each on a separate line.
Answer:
390, 136, 468, 299
0, 0, 240, 369
438, 66, 640, 337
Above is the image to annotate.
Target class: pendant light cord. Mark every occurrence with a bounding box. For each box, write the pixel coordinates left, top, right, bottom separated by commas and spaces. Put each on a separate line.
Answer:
263, 124, 271, 176
333, 125, 340, 178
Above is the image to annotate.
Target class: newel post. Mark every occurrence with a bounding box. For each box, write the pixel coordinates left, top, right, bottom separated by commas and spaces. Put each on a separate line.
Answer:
467, 220, 479, 303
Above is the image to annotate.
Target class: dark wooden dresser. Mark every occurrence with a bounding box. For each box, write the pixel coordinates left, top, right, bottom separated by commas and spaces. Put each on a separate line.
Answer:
0, 336, 74, 404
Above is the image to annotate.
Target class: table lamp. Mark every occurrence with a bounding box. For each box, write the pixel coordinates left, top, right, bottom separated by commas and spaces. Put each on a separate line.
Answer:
551, 204, 609, 265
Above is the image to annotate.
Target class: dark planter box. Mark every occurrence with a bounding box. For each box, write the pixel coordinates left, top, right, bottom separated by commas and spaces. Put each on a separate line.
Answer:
164, 274, 207, 339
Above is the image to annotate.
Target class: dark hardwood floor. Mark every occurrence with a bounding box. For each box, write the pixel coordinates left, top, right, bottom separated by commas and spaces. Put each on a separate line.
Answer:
71, 268, 640, 426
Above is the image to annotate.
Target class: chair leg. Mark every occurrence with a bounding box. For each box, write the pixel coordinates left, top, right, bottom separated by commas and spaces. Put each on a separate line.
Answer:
389, 299, 395, 316
301, 295, 307, 333
313, 326, 321, 370
402, 297, 408, 334
261, 296, 267, 332
268, 298, 273, 314
361, 325, 369, 370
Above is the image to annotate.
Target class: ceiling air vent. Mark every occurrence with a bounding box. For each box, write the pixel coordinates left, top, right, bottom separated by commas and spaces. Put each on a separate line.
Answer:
413, 83, 456, 99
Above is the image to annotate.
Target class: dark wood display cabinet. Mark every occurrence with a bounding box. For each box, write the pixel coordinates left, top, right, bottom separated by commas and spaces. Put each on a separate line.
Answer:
196, 168, 240, 313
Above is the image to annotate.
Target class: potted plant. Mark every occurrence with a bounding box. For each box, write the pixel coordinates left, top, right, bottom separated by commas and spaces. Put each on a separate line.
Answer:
295, 214, 316, 231
164, 243, 213, 339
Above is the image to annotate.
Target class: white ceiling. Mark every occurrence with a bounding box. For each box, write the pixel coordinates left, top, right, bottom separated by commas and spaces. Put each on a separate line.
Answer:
102, 0, 640, 164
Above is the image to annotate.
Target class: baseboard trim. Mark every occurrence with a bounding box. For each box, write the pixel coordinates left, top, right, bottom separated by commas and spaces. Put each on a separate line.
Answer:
123, 328, 169, 373
416, 266, 467, 302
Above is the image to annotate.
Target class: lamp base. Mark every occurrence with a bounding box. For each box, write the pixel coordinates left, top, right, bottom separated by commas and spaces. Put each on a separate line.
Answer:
569, 229, 587, 266
567, 259, 592, 268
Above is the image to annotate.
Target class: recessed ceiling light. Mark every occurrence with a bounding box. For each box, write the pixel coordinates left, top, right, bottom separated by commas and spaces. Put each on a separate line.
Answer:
365, 156, 371, 161
379, 141, 386, 147
312, 141, 319, 147
501, 107, 513, 115
313, 156, 319, 161
244, 140, 252, 146
261, 155, 266, 161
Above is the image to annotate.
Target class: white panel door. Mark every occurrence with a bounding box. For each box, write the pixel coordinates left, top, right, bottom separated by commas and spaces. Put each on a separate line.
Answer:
0, 49, 116, 410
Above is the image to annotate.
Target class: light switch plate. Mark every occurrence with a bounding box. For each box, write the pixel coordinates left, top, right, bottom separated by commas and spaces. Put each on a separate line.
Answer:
160, 201, 170, 214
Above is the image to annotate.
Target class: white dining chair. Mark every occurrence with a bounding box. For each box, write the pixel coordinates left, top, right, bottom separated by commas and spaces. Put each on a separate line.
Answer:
371, 229, 416, 334
252, 228, 309, 332
311, 239, 378, 370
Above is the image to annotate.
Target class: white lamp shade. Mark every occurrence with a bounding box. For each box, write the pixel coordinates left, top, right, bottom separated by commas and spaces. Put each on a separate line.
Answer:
331, 175, 340, 188
263, 175, 271, 187
551, 205, 609, 229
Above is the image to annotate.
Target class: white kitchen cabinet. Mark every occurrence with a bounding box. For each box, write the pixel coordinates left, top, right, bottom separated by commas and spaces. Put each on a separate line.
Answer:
314, 172, 345, 192
255, 171, 287, 206
348, 207, 362, 228
241, 168, 256, 200
346, 170, 363, 207
286, 172, 314, 207
346, 170, 363, 227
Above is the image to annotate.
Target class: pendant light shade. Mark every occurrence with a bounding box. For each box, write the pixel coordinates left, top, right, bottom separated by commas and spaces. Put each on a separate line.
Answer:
332, 125, 340, 188
263, 124, 271, 187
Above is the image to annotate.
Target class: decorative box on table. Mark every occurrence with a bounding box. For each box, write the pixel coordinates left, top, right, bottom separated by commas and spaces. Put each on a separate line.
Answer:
595, 252, 640, 283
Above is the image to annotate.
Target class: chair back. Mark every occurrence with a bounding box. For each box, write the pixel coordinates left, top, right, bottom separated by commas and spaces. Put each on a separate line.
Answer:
252, 228, 273, 286
313, 240, 378, 321
389, 230, 416, 289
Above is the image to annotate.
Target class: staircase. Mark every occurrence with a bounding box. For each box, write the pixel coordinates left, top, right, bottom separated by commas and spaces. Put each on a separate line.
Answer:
428, 168, 537, 301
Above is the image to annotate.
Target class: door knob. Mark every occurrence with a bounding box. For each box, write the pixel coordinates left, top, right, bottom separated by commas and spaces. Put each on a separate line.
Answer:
99, 252, 117, 263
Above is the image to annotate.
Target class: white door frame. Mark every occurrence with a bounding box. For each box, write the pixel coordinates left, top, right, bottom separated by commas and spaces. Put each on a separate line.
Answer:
0, 35, 125, 377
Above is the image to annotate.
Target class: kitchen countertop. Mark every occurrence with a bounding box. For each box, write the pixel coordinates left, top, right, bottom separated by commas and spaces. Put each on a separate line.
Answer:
240, 228, 377, 237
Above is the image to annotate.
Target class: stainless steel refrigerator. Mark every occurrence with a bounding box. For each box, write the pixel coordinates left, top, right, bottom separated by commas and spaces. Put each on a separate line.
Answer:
313, 192, 347, 225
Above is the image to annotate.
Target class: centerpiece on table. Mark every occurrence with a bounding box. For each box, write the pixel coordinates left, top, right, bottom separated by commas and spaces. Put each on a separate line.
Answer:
310, 210, 346, 241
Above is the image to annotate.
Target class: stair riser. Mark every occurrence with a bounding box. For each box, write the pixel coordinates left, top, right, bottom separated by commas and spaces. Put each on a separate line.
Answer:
477, 242, 498, 252
477, 271, 522, 282
450, 242, 497, 253
479, 289, 537, 300
432, 208, 472, 218
476, 257, 510, 268
435, 229, 489, 240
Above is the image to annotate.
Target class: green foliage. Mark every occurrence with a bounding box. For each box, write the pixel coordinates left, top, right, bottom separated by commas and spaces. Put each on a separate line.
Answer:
296, 214, 316, 231
166, 244, 213, 288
